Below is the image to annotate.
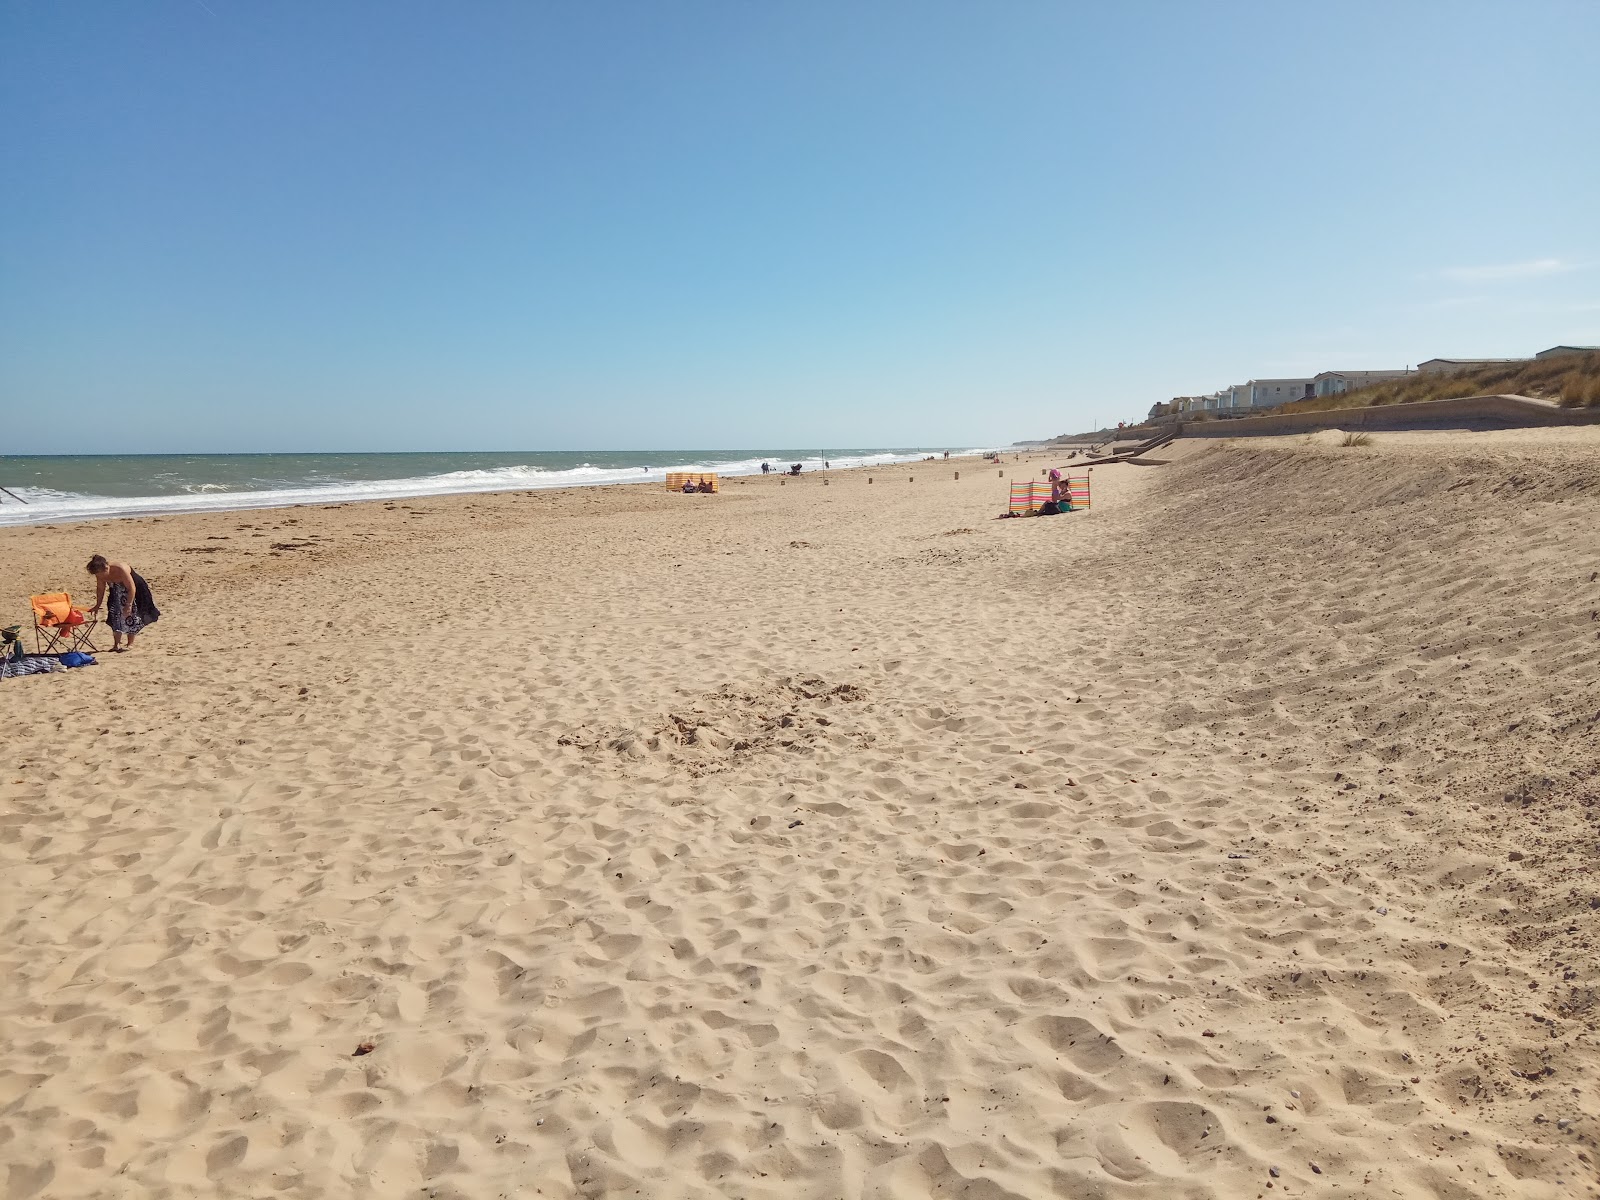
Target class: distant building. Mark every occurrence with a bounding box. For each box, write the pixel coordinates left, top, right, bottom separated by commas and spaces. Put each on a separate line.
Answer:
1167, 378, 1320, 414
1313, 369, 1411, 397
1417, 357, 1528, 374
1170, 381, 1308, 413
1189, 384, 1245, 410
1246, 378, 1314, 407
1535, 345, 1600, 360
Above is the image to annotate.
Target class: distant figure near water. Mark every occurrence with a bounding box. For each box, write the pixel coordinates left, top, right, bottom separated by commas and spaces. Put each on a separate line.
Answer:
86, 555, 160, 651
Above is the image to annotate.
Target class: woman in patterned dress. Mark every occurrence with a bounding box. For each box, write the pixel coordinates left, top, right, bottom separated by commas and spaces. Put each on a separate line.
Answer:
86, 554, 161, 651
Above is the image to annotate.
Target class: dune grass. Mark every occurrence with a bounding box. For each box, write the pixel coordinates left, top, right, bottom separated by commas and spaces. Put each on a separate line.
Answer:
1277, 350, 1600, 414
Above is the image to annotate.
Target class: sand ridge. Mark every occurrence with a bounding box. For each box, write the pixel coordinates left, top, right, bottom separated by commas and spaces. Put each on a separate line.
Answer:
1, 438, 1597, 1198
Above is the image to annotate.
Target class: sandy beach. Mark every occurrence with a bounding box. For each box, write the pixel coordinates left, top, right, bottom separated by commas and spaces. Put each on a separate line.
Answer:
2, 434, 1597, 1199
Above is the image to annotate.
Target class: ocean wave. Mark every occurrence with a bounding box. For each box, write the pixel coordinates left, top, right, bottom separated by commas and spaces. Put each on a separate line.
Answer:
0, 450, 992, 527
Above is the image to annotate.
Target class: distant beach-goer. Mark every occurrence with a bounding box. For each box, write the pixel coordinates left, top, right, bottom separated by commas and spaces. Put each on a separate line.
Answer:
761, 462, 770, 474
86, 555, 160, 651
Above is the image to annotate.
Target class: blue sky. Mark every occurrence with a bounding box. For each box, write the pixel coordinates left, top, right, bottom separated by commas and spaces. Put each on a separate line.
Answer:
3, 1, 1598, 453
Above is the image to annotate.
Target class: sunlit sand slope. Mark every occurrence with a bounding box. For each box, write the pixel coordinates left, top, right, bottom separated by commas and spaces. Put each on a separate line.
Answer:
2, 433, 1596, 1198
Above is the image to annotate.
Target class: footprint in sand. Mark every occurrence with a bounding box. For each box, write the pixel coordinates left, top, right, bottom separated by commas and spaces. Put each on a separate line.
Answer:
1086, 1100, 1225, 1181
1025, 1014, 1126, 1074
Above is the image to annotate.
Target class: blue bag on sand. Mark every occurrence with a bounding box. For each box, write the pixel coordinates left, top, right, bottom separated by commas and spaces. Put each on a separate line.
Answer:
60, 652, 96, 667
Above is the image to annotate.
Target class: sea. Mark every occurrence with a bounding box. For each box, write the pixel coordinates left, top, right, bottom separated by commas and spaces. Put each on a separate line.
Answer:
0, 448, 984, 527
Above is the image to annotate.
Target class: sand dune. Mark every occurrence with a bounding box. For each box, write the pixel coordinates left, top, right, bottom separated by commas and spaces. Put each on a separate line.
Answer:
2, 435, 1597, 1198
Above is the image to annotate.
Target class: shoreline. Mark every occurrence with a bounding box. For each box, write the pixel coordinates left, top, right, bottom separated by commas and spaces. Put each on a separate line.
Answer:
0, 447, 999, 529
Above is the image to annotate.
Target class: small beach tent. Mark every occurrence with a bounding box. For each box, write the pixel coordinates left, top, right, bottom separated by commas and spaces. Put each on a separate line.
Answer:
665, 473, 719, 493
31, 592, 98, 654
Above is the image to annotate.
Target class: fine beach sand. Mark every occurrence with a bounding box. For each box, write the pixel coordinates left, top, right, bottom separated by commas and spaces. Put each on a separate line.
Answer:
2, 433, 1598, 1199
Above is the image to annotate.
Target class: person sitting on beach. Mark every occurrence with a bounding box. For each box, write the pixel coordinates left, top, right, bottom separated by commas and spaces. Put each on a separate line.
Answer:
1037, 471, 1068, 516
682, 480, 698, 493
86, 554, 161, 651
697, 479, 714, 493
789, 463, 802, 476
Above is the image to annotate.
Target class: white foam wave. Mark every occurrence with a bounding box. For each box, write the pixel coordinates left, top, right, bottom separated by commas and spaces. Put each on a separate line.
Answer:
0, 450, 988, 527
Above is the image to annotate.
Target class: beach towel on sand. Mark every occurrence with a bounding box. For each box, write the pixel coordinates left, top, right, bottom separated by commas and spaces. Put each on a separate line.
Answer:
0, 655, 60, 679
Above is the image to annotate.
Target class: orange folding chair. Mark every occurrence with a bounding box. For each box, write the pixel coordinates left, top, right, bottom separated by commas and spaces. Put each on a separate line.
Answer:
31, 592, 98, 654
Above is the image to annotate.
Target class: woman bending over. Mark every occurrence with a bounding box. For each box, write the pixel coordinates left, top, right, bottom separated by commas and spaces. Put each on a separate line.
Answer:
87, 554, 161, 651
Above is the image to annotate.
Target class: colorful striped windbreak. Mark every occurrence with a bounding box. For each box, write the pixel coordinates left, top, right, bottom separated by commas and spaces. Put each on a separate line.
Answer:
665, 473, 719, 493
1007, 474, 1091, 515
